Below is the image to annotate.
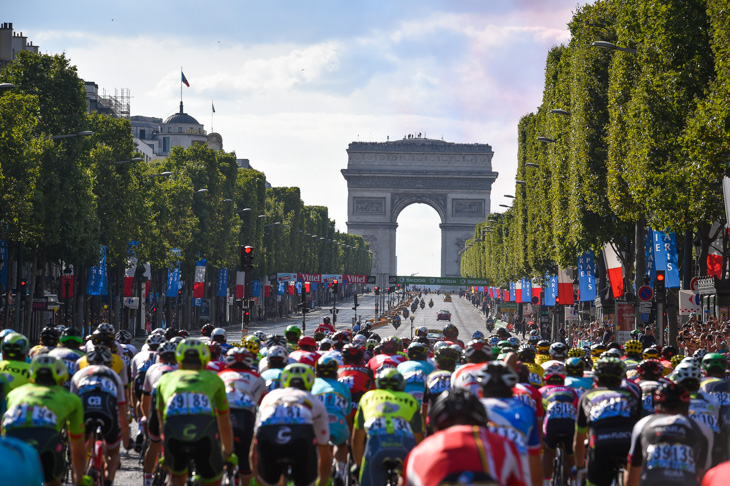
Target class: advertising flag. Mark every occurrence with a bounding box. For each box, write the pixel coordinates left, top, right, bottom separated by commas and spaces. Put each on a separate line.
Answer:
166, 267, 180, 297
544, 274, 557, 306
645, 228, 656, 285
521, 278, 532, 303
664, 231, 680, 288
578, 250, 597, 302
252, 280, 261, 297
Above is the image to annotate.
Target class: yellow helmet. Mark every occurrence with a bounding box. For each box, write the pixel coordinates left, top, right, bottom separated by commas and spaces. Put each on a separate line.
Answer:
31, 354, 68, 386
623, 340, 643, 356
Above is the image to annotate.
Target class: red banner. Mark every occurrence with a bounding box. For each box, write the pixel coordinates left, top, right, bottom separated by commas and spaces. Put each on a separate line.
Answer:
343, 274, 368, 284
297, 273, 321, 283
123, 276, 134, 297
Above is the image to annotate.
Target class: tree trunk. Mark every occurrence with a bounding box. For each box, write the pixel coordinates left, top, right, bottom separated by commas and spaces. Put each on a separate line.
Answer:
634, 218, 646, 328
667, 288, 679, 349
23, 252, 37, 340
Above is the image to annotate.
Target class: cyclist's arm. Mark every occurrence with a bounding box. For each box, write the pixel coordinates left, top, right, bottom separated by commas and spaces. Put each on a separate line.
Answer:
214, 381, 234, 457
351, 428, 365, 465
574, 428, 587, 469
624, 466, 641, 486
119, 401, 130, 449
318, 444, 332, 485
67, 395, 87, 484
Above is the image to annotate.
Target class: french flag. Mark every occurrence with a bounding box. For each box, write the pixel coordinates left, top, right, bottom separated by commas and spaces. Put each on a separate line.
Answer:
193, 262, 206, 299
235, 271, 245, 299
603, 243, 625, 298
515, 280, 522, 303
708, 222, 724, 279
181, 71, 190, 87
557, 268, 574, 305
531, 282, 542, 305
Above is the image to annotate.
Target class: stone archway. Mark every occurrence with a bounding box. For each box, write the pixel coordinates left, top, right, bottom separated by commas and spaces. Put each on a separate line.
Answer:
342, 137, 498, 280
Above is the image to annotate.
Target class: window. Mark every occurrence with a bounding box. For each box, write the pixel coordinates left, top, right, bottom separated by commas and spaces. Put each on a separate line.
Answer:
168, 127, 172, 133
139, 129, 146, 139
163, 137, 170, 152
178, 127, 183, 133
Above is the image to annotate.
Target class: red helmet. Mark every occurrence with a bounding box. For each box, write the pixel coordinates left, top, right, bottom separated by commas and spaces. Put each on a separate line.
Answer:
298, 336, 317, 351
342, 344, 365, 364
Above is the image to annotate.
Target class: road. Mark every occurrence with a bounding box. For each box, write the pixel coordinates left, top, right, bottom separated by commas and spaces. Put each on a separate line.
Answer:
113, 292, 490, 486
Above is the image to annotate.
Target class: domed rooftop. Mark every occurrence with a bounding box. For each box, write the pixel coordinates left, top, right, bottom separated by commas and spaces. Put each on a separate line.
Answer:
164, 101, 200, 125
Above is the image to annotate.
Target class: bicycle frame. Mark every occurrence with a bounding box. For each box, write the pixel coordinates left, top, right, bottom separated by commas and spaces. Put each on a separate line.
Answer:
86, 424, 107, 486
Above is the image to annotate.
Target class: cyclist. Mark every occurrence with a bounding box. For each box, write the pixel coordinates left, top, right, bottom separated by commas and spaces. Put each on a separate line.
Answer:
635, 359, 665, 416
3, 354, 88, 486
478, 360, 542, 486
206, 340, 226, 372
70, 345, 130, 485
403, 388, 527, 486
0, 436, 45, 485
77, 329, 129, 390
539, 361, 579, 485
141, 340, 179, 486
422, 345, 459, 418
451, 339, 492, 397
218, 347, 267, 486
132, 333, 165, 418
155, 338, 235, 486
535, 340, 551, 366
517, 343, 544, 388
397, 341, 434, 405
49, 327, 85, 377
242, 335, 263, 366
201, 323, 215, 338
116, 329, 137, 355
443, 323, 464, 348
367, 336, 407, 374
210, 327, 232, 355
313, 355, 352, 484
352, 368, 424, 486
253, 363, 331, 486
574, 356, 641, 486
626, 382, 713, 486
701, 353, 730, 463
415, 326, 428, 339
283, 325, 302, 351
321, 331, 352, 366
28, 325, 59, 358
260, 345, 290, 391
0, 332, 31, 391
338, 343, 375, 419
564, 356, 593, 397
622, 339, 643, 371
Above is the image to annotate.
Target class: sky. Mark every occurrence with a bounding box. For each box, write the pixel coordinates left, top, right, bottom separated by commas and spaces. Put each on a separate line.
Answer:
6, 0, 586, 278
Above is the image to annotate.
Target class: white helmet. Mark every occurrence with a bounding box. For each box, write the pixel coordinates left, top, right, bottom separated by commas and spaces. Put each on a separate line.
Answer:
674, 358, 702, 383
211, 328, 227, 342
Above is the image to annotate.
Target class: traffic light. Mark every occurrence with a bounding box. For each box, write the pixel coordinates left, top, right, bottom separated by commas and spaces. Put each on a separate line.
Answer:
331, 279, 338, 293
19, 279, 27, 301
241, 245, 254, 271
352, 294, 359, 311
654, 270, 666, 303
374, 286, 380, 295
299, 282, 310, 314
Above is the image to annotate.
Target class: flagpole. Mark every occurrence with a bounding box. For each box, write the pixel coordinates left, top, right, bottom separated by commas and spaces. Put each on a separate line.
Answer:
211, 100, 214, 132
180, 66, 183, 104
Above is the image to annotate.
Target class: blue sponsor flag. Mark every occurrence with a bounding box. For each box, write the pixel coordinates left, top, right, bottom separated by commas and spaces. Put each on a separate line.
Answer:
544, 274, 557, 306
509, 282, 516, 302
664, 231, 681, 289
217, 268, 228, 297
277, 281, 285, 295
521, 278, 532, 303
86, 246, 106, 296
652, 229, 668, 272
310, 282, 318, 291
295, 281, 302, 293
252, 280, 261, 297
166, 267, 181, 297
644, 229, 656, 285
578, 250, 597, 302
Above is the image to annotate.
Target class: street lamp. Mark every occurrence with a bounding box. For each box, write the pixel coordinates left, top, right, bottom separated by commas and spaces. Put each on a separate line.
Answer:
238, 208, 252, 213
550, 109, 571, 116
115, 157, 144, 165
50, 130, 93, 140
499, 204, 511, 208
536, 136, 556, 143
525, 163, 538, 168
504, 194, 515, 198
515, 180, 526, 185
196, 188, 209, 194
0, 83, 15, 92
591, 41, 637, 53
258, 214, 266, 219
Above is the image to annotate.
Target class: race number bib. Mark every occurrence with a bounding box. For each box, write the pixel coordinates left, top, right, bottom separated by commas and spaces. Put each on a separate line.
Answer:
2, 404, 57, 429
258, 403, 310, 426
166, 392, 213, 416
364, 416, 413, 437
79, 375, 118, 397
547, 401, 576, 420
226, 388, 256, 410
689, 411, 720, 433
646, 443, 696, 473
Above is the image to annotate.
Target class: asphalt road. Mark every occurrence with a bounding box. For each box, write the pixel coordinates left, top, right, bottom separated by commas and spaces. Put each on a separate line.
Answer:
112, 292, 491, 486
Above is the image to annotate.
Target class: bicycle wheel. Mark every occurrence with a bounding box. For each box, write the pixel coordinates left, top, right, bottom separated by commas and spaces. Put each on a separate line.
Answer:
152, 460, 167, 486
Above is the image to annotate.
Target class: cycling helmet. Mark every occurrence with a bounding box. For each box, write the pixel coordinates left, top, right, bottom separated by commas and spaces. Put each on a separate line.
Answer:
201, 323, 215, 337
593, 356, 626, 382
342, 343, 365, 364
96, 323, 115, 335
252, 331, 265, 341
636, 359, 664, 379
266, 334, 287, 348
323, 317, 331, 324
315, 355, 339, 378
352, 334, 368, 347
443, 323, 459, 337
115, 330, 132, 344
537, 340, 550, 354
623, 340, 643, 356
266, 345, 289, 366
590, 343, 608, 357
313, 331, 325, 342
60, 327, 83, 345
568, 347, 584, 358
169, 336, 184, 346
498, 340, 513, 351
331, 331, 352, 349
429, 388, 488, 431
487, 336, 500, 347
90, 329, 115, 348
508, 337, 520, 348
178, 330, 190, 338
674, 359, 702, 384
365, 339, 378, 351
281, 363, 315, 391
463, 340, 491, 362
670, 354, 685, 369
158, 341, 178, 359
375, 368, 405, 391
151, 328, 166, 336
661, 345, 678, 360
642, 347, 661, 360
87, 345, 113, 366
434, 346, 461, 364
516, 344, 536, 363
407, 342, 429, 361
544, 362, 566, 384
146, 333, 165, 350
477, 361, 519, 395
416, 326, 428, 338
565, 357, 586, 376
30, 354, 68, 386
654, 381, 691, 407
285, 325, 302, 341
471, 330, 485, 340
224, 347, 255, 369
380, 336, 400, 355
607, 342, 622, 352
164, 328, 180, 340
39, 326, 60, 346
369, 333, 381, 343
298, 336, 317, 352
175, 338, 211, 367
207, 340, 223, 360
527, 333, 540, 345
1, 332, 30, 359
693, 348, 709, 361
604, 348, 623, 359
319, 338, 334, 351
702, 353, 728, 374
549, 342, 567, 359
211, 328, 227, 343
242, 335, 261, 354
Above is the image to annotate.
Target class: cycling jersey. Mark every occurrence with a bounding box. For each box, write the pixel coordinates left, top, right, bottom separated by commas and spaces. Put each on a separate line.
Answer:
131, 350, 158, 399
71, 364, 125, 447
367, 353, 407, 374
423, 370, 452, 407
205, 360, 225, 372
480, 397, 541, 456
539, 384, 578, 452
565, 376, 594, 397
688, 390, 721, 435
338, 365, 374, 417
47, 346, 84, 379
403, 425, 527, 486
156, 369, 229, 421
451, 362, 486, 398
637, 379, 662, 416
142, 362, 178, 396
628, 413, 713, 486
513, 382, 545, 422
535, 354, 551, 366
76, 353, 129, 387
524, 362, 544, 387
702, 460, 730, 486
260, 368, 283, 392
397, 360, 434, 405
28, 344, 54, 359
701, 376, 730, 463
312, 377, 352, 445
255, 387, 329, 443
288, 350, 320, 367
0, 436, 45, 486
0, 360, 30, 391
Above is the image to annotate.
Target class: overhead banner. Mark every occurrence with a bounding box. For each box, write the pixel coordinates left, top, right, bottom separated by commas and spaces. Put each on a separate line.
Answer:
577, 250, 597, 302
297, 273, 322, 283
394, 276, 490, 286
343, 274, 368, 284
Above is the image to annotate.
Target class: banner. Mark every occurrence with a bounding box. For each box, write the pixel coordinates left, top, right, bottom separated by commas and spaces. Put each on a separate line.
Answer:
708, 222, 724, 279
193, 260, 206, 299
577, 250, 597, 302
663, 231, 681, 288
252, 280, 261, 297
86, 246, 107, 296
520, 278, 531, 304
645, 229, 656, 286
166, 267, 181, 297
544, 274, 558, 306
557, 268, 574, 305
679, 290, 701, 315
235, 271, 245, 299
277, 272, 297, 282
123, 241, 140, 297
508, 282, 516, 303
343, 274, 368, 284
277, 281, 285, 295
297, 273, 322, 283
61, 274, 74, 299
217, 268, 228, 297
531, 282, 542, 305
393, 276, 490, 286
603, 243, 625, 299
496, 288, 502, 300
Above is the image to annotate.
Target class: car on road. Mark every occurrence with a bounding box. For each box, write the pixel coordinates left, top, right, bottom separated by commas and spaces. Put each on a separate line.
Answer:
426, 329, 443, 345
437, 309, 451, 321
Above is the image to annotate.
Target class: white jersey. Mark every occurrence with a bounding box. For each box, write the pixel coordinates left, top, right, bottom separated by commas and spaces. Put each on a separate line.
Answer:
255, 387, 330, 445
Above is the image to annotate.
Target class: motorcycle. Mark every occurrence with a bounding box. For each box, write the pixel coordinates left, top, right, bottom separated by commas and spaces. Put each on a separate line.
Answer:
419, 301, 425, 309
428, 299, 434, 309
486, 320, 495, 332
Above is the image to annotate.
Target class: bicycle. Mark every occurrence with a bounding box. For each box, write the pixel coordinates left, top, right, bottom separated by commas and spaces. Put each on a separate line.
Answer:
151, 456, 167, 486
85, 421, 107, 486
552, 446, 566, 486
383, 457, 403, 486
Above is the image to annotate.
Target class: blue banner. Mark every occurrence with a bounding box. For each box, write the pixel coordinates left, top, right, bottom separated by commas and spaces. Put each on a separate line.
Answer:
578, 250, 597, 302
544, 274, 557, 306
86, 246, 107, 296
509, 282, 516, 302
295, 281, 302, 293
217, 268, 228, 297
644, 229, 656, 286
0, 240, 8, 293
521, 278, 532, 303
665, 231, 680, 288
651, 229, 668, 273
277, 281, 285, 295
166, 267, 180, 297
252, 280, 261, 297
310, 282, 318, 291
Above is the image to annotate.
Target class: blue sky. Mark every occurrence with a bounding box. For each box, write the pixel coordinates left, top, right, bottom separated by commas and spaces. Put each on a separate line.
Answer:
7, 1, 586, 277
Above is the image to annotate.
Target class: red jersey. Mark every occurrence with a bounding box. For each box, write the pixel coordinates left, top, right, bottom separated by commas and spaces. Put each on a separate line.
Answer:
513, 383, 545, 420
206, 360, 225, 372
288, 350, 320, 367
315, 323, 336, 334
367, 353, 407, 374
451, 362, 485, 398
337, 365, 374, 417
404, 425, 527, 486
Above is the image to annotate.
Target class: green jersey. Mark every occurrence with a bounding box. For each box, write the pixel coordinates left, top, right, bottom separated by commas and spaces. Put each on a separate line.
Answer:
0, 360, 31, 391
155, 369, 229, 421
2, 384, 85, 439
355, 389, 423, 438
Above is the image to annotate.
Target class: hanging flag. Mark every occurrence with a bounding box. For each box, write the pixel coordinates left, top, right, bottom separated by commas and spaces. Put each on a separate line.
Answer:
515, 280, 522, 303
212, 101, 215, 113
521, 278, 532, 304
193, 260, 206, 299
166, 267, 180, 297
708, 222, 724, 279
531, 281, 542, 305
509, 282, 516, 302
86, 246, 107, 295
544, 274, 557, 306
217, 268, 228, 297
235, 272, 245, 299
644, 227, 656, 286
181, 71, 190, 87
0, 240, 7, 292
61, 273, 74, 299
557, 268, 574, 305
577, 250, 597, 302
603, 243, 625, 298
664, 231, 680, 289
496, 288, 501, 300
252, 280, 261, 297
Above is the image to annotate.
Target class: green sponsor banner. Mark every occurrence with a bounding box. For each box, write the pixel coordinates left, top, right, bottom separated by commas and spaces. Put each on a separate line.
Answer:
500, 302, 518, 310
394, 276, 490, 286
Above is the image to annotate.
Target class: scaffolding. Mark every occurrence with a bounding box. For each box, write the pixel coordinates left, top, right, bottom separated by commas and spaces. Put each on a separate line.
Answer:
97, 87, 131, 118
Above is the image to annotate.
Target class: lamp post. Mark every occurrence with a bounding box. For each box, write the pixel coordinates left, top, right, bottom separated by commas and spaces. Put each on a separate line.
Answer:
50, 130, 93, 140
591, 41, 637, 53
410, 314, 415, 339
0, 83, 15, 92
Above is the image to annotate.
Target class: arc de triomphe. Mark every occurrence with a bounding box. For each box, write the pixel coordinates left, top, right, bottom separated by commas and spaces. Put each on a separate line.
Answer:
342, 137, 498, 279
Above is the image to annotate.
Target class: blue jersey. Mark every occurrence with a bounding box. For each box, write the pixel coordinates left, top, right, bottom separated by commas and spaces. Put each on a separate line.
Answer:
260, 368, 283, 392
480, 396, 541, 455
312, 377, 352, 445
564, 376, 593, 397
397, 360, 434, 405
424, 370, 452, 406
0, 436, 45, 486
